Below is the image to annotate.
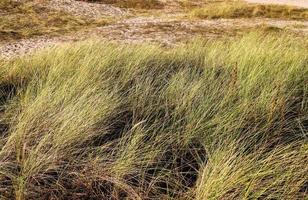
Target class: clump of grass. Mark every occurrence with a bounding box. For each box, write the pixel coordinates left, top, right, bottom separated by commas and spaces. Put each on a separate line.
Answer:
80, 0, 163, 9
0, 32, 307, 199
0, 0, 109, 43
191, 2, 308, 19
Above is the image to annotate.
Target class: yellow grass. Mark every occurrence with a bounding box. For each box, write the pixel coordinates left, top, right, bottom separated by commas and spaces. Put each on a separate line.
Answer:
191, 2, 308, 19
0, 32, 307, 199
80, 0, 164, 9
0, 0, 109, 42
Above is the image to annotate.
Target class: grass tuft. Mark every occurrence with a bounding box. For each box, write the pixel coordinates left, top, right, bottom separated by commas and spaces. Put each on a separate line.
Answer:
0, 0, 109, 43
0, 32, 307, 199
191, 2, 308, 19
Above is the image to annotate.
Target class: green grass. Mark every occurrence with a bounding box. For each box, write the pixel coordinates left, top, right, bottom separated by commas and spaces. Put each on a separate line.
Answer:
191, 2, 308, 19
0, 0, 109, 43
0, 32, 307, 199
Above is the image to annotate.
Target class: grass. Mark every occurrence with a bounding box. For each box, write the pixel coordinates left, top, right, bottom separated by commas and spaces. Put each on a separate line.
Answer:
191, 2, 308, 19
0, 32, 307, 199
0, 0, 109, 43
80, 0, 164, 9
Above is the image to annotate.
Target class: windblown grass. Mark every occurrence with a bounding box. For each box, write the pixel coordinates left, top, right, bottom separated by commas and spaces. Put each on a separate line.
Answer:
0, 32, 307, 199
191, 2, 308, 19
0, 0, 109, 43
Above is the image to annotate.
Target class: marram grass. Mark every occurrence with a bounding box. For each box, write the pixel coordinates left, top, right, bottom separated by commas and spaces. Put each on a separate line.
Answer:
0, 32, 307, 199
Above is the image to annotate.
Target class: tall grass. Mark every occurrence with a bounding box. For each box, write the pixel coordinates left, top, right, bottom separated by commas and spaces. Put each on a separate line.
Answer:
0, 32, 307, 199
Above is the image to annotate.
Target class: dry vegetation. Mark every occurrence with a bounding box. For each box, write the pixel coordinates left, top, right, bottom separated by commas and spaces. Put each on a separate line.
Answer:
79, 0, 164, 9
191, 2, 308, 19
0, 1, 307, 199
0, 32, 307, 199
0, 0, 109, 43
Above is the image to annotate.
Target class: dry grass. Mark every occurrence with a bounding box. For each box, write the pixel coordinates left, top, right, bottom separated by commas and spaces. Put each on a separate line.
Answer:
191, 2, 308, 19
79, 0, 164, 9
0, 32, 307, 199
0, 0, 109, 43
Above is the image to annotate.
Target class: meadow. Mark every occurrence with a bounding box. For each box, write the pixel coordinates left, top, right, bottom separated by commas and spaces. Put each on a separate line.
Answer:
0, 32, 307, 199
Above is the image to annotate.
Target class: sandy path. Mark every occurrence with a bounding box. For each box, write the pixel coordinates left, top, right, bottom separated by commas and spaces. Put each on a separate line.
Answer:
1, 17, 307, 59
246, 0, 308, 8
41, 0, 127, 18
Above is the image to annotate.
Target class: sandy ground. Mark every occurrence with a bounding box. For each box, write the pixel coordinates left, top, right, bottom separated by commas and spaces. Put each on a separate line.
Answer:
246, 0, 308, 8
1, 0, 307, 59
41, 0, 127, 18
1, 16, 307, 59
